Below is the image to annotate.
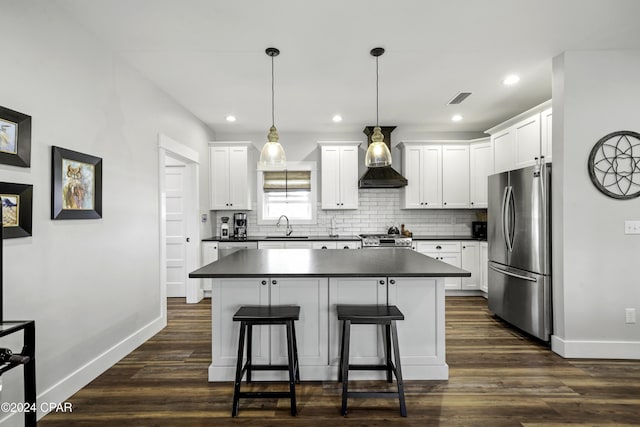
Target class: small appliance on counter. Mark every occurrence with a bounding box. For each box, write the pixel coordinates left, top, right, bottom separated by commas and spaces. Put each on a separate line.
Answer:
472, 221, 487, 238
220, 217, 230, 240
359, 233, 412, 248
233, 212, 247, 239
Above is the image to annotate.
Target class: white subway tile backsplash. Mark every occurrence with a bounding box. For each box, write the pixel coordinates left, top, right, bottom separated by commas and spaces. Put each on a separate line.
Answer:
212, 188, 484, 237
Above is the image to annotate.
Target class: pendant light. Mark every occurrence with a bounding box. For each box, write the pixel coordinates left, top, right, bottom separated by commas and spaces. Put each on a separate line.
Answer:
259, 47, 286, 168
365, 47, 392, 168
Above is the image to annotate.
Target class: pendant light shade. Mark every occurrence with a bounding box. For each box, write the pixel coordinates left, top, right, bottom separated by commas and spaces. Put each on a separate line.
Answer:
259, 47, 286, 168
365, 47, 392, 168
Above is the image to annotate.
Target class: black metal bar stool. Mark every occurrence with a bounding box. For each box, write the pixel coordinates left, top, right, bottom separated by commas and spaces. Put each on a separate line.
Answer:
231, 305, 300, 417
337, 304, 407, 417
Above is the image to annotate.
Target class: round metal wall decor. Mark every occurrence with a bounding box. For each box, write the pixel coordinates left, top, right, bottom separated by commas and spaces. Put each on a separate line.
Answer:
588, 130, 640, 199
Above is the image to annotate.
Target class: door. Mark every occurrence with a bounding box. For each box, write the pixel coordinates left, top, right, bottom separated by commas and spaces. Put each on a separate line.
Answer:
487, 262, 551, 341
488, 171, 509, 265
165, 162, 188, 297
508, 165, 550, 274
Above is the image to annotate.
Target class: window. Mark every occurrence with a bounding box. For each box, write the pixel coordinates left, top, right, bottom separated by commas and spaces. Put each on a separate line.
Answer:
257, 162, 317, 224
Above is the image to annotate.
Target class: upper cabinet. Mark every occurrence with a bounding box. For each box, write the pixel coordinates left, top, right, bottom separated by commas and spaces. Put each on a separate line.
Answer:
469, 138, 492, 208
319, 141, 361, 210
209, 141, 255, 210
400, 144, 442, 209
442, 145, 470, 208
399, 142, 470, 209
487, 100, 551, 174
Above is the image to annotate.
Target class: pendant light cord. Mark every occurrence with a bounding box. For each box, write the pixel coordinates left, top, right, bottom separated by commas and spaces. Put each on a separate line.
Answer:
376, 56, 379, 127
271, 54, 275, 127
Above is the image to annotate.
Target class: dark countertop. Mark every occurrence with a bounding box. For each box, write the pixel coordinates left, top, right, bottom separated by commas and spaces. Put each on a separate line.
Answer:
202, 235, 361, 242
189, 248, 470, 278
411, 235, 487, 242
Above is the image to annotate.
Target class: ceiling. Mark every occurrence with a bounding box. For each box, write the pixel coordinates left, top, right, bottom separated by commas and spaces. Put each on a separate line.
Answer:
56, 0, 640, 136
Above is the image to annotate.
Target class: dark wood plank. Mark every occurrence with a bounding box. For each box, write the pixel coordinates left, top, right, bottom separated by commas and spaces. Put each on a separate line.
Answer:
39, 297, 640, 426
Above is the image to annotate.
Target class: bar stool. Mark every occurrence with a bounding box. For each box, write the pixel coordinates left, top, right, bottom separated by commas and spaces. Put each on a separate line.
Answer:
337, 304, 407, 417
231, 305, 300, 417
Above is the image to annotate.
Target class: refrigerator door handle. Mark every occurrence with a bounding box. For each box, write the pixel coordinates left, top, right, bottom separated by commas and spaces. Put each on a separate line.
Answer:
489, 265, 537, 282
503, 186, 514, 252
501, 186, 510, 251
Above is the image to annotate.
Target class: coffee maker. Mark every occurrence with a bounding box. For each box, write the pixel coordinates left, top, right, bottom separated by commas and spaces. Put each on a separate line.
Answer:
233, 213, 247, 239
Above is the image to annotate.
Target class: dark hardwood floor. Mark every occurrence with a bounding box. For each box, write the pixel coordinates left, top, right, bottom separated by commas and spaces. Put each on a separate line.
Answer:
40, 297, 640, 426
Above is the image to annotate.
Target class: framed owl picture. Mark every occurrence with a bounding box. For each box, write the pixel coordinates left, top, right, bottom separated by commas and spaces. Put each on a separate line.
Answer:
51, 146, 103, 220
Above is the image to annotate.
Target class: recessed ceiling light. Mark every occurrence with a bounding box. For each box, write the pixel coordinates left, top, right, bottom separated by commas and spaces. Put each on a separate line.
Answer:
225, 115, 236, 122
503, 75, 520, 85
332, 114, 343, 123
451, 114, 463, 122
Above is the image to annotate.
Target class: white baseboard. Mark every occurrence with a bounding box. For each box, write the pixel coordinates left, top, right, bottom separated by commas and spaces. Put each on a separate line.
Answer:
32, 315, 166, 421
551, 335, 640, 359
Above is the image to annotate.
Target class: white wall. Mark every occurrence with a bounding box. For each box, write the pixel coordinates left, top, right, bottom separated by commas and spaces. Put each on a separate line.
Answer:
551, 50, 640, 358
0, 2, 214, 423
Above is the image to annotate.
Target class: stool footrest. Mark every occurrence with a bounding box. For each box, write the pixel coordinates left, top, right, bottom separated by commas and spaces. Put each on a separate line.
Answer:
348, 364, 395, 371
347, 391, 400, 399
238, 391, 294, 399
246, 364, 293, 371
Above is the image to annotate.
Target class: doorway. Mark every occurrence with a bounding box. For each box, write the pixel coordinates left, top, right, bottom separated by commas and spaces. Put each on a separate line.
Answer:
158, 133, 202, 311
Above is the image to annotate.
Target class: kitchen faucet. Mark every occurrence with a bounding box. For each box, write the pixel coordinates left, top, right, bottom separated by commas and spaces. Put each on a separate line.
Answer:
276, 215, 293, 236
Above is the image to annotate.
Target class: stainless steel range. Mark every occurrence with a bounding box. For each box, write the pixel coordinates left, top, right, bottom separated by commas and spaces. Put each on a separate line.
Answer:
359, 234, 412, 248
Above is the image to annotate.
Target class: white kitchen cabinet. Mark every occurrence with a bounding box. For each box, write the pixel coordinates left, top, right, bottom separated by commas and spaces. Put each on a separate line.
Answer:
486, 100, 551, 173
312, 241, 360, 249
319, 141, 360, 210
201, 241, 219, 265
387, 277, 445, 367
270, 278, 329, 368
469, 138, 493, 208
513, 113, 541, 169
209, 142, 254, 210
540, 107, 552, 163
400, 143, 442, 209
211, 278, 270, 367
211, 277, 329, 378
415, 241, 462, 290
480, 242, 488, 295
258, 241, 313, 249
492, 128, 515, 174
328, 277, 387, 367
460, 241, 480, 290
442, 145, 470, 208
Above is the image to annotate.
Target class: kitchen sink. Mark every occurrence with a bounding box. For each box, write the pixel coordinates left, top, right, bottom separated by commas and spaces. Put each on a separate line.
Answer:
265, 236, 310, 239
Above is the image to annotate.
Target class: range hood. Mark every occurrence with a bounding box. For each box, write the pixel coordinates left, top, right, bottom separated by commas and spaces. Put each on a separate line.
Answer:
358, 126, 408, 188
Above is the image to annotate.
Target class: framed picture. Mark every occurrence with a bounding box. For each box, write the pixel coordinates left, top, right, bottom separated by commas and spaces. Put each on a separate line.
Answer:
0, 182, 33, 238
0, 106, 32, 168
51, 146, 102, 220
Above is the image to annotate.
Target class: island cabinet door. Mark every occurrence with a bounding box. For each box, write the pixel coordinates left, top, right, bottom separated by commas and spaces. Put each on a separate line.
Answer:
387, 278, 446, 368
211, 278, 270, 367
328, 278, 388, 368
269, 278, 329, 369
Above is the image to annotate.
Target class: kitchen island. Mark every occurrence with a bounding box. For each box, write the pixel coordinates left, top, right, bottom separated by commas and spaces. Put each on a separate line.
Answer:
189, 248, 469, 381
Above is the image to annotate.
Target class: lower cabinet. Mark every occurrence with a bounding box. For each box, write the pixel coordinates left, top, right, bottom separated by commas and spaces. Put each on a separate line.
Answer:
211, 277, 329, 372
461, 241, 480, 290
415, 241, 462, 290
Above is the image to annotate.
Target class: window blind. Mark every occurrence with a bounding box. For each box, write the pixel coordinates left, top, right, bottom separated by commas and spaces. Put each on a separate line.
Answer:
263, 170, 311, 192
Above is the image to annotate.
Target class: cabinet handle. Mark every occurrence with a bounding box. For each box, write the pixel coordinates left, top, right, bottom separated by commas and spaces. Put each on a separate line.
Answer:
470, 202, 474, 205
463, 246, 466, 249
379, 280, 385, 285
343, 246, 349, 249
271, 280, 277, 285
390, 279, 396, 285
436, 245, 442, 250
322, 246, 328, 249
444, 202, 447, 205
261, 280, 267, 285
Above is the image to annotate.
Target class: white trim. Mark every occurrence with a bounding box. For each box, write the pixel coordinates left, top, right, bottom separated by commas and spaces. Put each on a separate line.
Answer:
159, 133, 200, 164
551, 335, 640, 359
31, 316, 165, 421
158, 133, 203, 304
484, 99, 552, 134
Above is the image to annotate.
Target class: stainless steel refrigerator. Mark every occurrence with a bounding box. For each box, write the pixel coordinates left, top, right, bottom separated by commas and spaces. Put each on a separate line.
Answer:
487, 163, 552, 341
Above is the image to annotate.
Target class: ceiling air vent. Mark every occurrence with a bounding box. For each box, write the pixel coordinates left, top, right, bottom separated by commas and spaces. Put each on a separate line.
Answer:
448, 92, 472, 105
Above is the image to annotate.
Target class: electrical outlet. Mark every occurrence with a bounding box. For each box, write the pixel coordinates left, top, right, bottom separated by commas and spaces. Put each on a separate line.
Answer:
625, 308, 636, 324
201, 213, 208, 223
624, 220, 640, 234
